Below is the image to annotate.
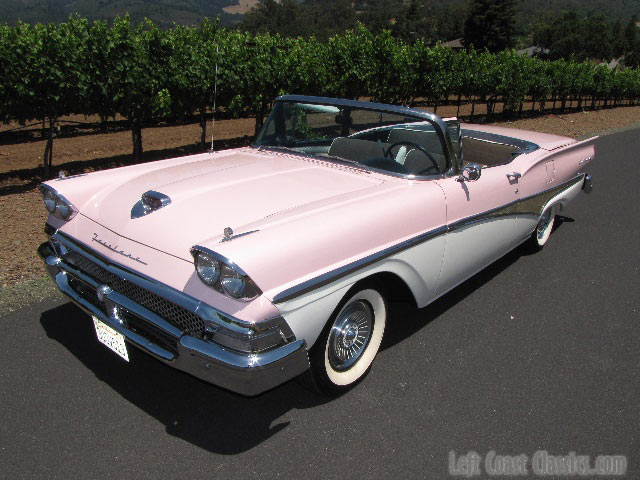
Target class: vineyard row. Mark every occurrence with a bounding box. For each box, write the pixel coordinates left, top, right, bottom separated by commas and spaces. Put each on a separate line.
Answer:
2, 16, 640, 173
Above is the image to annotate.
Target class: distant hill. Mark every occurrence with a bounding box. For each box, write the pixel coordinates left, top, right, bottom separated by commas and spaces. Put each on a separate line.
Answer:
0, 0, 243, 26
222, 0, 259, 15
517, 0, 640, 27
1, 0, 638, 29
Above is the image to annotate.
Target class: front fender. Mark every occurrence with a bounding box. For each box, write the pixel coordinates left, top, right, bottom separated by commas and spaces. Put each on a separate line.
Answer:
275, 234, 446, 348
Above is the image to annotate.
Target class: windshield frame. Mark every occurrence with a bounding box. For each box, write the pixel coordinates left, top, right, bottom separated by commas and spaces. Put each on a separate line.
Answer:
252, 95, 457, 180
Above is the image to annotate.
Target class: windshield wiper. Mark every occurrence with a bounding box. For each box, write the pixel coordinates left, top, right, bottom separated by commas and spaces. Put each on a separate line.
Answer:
257, 145, 299, 154
323, 154, 373, 173
257, 145, 372, 174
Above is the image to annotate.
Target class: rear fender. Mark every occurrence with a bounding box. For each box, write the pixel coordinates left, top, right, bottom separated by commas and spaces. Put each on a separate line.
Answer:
518, 137, 596, 200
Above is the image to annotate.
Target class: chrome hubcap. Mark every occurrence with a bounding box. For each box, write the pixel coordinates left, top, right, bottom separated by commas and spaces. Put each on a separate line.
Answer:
328, 300, 373, 371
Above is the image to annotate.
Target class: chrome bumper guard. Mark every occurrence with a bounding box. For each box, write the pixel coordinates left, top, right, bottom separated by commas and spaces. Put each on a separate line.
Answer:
582, 174, 593, 194
38, 237, 309, 396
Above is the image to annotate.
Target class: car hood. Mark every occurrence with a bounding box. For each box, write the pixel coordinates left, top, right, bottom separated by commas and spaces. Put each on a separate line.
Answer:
73, 148, 384, 261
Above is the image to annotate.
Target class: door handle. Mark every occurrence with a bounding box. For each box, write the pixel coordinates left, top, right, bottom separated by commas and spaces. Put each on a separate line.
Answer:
506, 172, 521, 180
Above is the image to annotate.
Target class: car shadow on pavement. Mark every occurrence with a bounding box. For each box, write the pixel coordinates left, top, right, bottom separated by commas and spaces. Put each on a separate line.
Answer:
382, 241, 528, 351
382, 215, 573, 350
40, 303, 329, 454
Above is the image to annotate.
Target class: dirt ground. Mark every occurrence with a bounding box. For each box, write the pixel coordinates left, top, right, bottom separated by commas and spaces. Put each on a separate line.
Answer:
1, 104, 639, 288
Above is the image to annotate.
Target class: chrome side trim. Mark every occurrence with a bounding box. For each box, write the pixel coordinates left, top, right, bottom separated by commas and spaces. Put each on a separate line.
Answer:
272, 225, 448, 303
273, 175, 585, 303
449, 175, 584, 232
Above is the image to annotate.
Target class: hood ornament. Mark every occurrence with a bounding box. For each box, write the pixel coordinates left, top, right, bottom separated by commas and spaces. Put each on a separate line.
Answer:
131, 191, 171, 219
220, 227, 259, 242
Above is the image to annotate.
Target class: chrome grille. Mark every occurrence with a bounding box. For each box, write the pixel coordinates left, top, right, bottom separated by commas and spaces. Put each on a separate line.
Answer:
125, 312, 179, 355
64, 250, 205, 338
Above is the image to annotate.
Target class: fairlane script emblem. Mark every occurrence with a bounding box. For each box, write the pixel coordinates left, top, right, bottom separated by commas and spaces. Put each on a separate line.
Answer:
91, 233, 147, 265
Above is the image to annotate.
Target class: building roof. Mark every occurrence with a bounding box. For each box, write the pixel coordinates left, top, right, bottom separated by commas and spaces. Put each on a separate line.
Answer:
441, 38, 464, 49
517, 46, 550, 57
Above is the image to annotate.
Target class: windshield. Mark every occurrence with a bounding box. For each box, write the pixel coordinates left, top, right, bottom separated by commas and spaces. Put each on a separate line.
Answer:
253, 100, 449, 176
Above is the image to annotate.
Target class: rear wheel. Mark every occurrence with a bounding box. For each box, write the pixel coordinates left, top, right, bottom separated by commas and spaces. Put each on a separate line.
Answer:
524, 205, 556, 251
306, 286, 387, 395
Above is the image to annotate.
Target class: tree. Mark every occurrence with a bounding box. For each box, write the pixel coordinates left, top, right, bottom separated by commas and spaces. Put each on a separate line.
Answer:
167, 19, 220, 148
16, 18, 89, 178
463, 0, 516, 52
299, 0, 357, 42
533, 13, 614, 62
624, 15, 640, 68
624, 15, 638, 52
240, 0, 302, 37
325, 25, 374, 99
100, 16, 171, 162
611, 19, 625, 58
582, 15, 612, 60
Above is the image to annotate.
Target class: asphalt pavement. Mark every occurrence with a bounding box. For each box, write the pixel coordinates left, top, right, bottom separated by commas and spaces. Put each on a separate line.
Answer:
1, 128, 638, 479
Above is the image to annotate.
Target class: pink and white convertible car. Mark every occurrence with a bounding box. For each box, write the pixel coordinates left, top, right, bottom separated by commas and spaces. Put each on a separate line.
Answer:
38, 96, 595, 395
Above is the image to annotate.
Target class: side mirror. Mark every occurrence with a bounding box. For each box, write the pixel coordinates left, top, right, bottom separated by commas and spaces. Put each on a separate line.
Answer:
456, 163, 482, 182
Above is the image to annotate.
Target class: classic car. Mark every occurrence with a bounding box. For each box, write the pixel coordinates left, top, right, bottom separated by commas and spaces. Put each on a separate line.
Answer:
38, 95, 595, 396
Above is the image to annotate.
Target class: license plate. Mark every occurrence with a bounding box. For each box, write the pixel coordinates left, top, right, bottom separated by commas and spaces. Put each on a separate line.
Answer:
92, 316, 129, 362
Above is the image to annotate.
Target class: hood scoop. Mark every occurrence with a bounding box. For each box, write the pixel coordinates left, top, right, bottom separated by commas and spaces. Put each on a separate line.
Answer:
131, 190, 172, 219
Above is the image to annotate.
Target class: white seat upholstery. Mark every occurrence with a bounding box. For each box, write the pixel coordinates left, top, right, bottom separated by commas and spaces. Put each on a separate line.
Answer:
386, 128, 447, 173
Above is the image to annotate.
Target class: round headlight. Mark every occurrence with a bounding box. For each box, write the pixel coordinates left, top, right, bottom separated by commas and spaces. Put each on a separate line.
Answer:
43, 189, 57, 213
56, 201, 72, 220
195, 252, 221, 285
220, 264, 246, 298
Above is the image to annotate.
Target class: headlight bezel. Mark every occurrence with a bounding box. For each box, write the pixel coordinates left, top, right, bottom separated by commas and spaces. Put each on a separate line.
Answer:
191, 246, 262, 301
38, 184, 78, 221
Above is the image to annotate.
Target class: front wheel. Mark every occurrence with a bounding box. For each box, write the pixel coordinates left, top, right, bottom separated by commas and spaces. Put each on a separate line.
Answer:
306, 286, 387, 395
524, 205, 556, 252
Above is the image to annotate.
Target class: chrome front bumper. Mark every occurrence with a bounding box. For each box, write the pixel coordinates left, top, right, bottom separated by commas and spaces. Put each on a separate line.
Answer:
38, 238, 309, 396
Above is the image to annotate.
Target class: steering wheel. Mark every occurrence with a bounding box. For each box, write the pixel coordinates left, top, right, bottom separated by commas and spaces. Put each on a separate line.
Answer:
383, 141, 440, 172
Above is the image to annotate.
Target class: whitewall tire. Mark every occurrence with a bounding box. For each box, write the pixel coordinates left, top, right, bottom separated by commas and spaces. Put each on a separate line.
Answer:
525, 205, 556, 251
306, 285, 387, 394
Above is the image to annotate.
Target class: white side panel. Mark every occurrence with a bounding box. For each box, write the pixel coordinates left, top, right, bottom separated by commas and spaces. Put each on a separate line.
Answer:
517, 175, 585, 235
278, 235, 446, 349
545, 175, 584, 211
435, 216, 521, 299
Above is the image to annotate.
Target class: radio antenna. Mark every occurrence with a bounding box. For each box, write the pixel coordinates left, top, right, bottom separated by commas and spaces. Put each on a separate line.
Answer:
209, 44, 219, 153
